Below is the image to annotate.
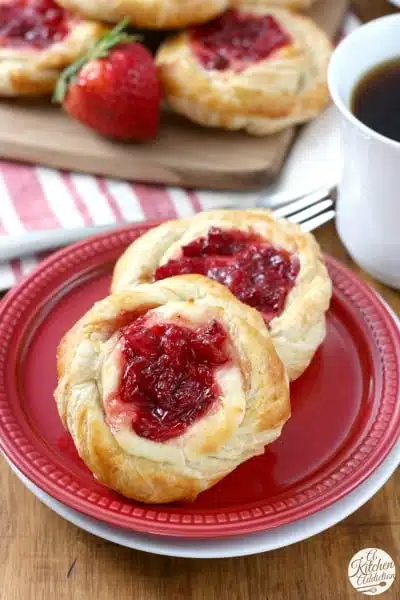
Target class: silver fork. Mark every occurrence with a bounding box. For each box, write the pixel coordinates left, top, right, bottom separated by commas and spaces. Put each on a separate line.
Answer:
268, 186, 336, 232
0, 187, 336, 263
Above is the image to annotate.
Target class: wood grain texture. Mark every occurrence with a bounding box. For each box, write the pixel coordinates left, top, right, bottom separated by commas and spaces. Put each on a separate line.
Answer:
0, 221, 399, 600
352, 0, 399, 20
0, 0, 347, 191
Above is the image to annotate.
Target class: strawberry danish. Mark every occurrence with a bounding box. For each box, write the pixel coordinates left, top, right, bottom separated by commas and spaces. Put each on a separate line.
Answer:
0, 0, 106, 96
112, 210, 332, 381
156, 6, 332, 134
55, 276, 290, 503
54, 0, 230, 30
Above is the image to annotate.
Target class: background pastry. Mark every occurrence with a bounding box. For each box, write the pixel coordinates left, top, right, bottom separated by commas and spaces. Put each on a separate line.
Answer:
112, 210, 332, 381
55, 0, 230, 30
0, 0, 107, 96
156, 6, 332, 134
232, 0, 316, 10
55, 276, 290, 503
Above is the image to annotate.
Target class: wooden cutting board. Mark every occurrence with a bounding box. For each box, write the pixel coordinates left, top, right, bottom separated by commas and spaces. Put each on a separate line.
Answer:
0, 0, 347, 191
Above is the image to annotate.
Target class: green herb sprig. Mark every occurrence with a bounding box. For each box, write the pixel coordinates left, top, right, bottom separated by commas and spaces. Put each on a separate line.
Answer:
54, 18, 140, 103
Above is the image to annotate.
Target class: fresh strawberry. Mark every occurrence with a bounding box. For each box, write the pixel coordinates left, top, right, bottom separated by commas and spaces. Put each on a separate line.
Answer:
54, 20, 162, 141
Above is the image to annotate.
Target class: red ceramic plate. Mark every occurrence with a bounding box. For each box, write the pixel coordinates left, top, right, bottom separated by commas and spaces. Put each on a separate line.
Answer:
0, 224, 399, 538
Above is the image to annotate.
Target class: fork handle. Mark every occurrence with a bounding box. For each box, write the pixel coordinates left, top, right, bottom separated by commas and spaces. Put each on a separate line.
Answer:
0, 224, 114, 263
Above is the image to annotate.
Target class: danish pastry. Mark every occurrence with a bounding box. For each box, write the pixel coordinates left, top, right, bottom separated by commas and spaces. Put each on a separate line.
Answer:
55, 276, 290, 503
0, 0, 107, 96
112, 210, 332, 381
156, 6, 332, 135
54, 0, 230, 30
232, 0, 316, 10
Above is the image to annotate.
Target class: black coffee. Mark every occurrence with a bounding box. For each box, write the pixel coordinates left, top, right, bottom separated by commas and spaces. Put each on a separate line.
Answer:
351, 57, 400, 142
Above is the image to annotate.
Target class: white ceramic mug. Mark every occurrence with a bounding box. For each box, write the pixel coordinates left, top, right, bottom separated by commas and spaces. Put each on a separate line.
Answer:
328, 14, 400, 290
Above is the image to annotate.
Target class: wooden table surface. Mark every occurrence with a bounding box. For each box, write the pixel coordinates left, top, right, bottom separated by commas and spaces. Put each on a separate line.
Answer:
1, 2, 399, 599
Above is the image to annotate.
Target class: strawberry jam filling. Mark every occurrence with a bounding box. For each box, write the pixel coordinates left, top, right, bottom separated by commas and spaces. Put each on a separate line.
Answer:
0, 0, 69, 49
114, 316, 230, 442
191, 9, 291, 72
155, 228, 300, 323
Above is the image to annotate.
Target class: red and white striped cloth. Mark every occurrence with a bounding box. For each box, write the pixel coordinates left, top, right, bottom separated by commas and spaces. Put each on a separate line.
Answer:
0, 162, 258, 290
0, 13, 360, 292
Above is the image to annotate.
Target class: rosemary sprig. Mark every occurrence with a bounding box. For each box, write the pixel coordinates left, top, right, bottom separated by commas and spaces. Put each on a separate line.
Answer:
53, 18, 140, 103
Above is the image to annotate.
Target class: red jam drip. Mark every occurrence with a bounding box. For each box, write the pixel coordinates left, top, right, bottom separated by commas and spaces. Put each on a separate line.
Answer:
191, 9, 291, 72
0, 0, 69, 49
155, 227, 300, 323
117, 317, 230, 442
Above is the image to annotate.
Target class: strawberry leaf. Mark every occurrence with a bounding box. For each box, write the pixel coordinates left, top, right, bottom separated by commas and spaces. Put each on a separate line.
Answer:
53, 18, 140, 103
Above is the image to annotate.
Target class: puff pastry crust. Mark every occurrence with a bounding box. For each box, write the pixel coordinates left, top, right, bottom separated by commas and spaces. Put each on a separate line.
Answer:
55, 276, 290, 503
55, 0, 230, 29
0, 6, 106, 97
233, 0, 316, 9
112, 210, 332, 381
156, 6, 332, 135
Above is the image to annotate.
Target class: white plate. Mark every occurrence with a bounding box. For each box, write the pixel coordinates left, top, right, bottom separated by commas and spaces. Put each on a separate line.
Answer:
5, 441, 399, 559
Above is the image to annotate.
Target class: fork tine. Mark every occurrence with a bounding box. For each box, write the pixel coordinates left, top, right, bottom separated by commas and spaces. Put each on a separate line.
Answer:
271, 186, 332, 219
286, 198, 334, 224
300, 209, 336, 232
